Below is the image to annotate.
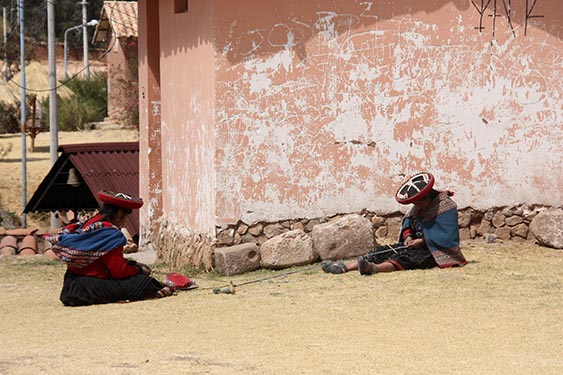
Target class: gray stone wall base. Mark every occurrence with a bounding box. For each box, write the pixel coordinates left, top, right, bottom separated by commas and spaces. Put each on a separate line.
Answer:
215, 243, 260, 276
153, 217, 215, 271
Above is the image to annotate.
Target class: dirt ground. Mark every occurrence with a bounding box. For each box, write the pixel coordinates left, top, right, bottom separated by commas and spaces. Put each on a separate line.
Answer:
0, 241, 562, 375
0, 127, 138, 230
2, 130, 563, 374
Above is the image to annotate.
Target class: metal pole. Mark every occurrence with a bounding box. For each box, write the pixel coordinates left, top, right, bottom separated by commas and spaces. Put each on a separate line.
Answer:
81, 0, 89, 78
3, 7, 7, 81
63, 28, 69, 78
63, 25, 83, 79
48, 0, 58, 228
19, 0, 26, 228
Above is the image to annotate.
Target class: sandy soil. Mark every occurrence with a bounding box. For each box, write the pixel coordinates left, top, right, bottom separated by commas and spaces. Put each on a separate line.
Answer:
1, 129, 563, 374
0, 127, 138, 230
1, 242, 562, 375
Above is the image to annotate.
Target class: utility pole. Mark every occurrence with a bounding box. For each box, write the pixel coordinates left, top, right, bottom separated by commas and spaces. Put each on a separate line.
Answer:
19, 0, 26, 227
81, 0, 89, 78
3, 7, 7, 81
47, 0, 58, 228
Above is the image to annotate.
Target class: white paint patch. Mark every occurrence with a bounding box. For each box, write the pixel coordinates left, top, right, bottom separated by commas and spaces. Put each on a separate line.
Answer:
243, 49, 294, 74
327, 107, 368, 141
249, 73, 272, 93
401, 32, 427, 47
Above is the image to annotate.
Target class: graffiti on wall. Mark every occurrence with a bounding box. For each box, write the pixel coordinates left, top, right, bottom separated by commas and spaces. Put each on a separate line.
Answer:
472, 0, 544, 37
215, 1, 562, 223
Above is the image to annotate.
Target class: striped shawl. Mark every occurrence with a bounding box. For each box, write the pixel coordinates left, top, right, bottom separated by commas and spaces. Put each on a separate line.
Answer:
43, 215, 126, 268
400, 191, 467, 268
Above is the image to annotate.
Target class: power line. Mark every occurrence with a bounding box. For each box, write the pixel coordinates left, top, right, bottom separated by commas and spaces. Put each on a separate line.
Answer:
1, 0, 125, 94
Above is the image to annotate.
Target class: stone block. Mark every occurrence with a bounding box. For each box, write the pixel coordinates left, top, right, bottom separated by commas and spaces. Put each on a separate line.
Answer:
371, 216, 385, 228
492, 211, 505, 228
459, 227, 471, 241
263, 223, 285, 238
469, 225, 478, 239
375, 225, 388, 239
248, 224, 263, 236
458, 209, 473, 228
511, 223, 529, 239
305, 219, 320, 232
260, 230, 315, 269
476, 220, 494, 236
312, 214, 374, 260
501, 207, 513, 217
156, 219, 215, 271
217, 228, 235, 246
291, 221, 304, 231
385, 216, 403, 239
530, 209, 563, 249
240, 233, 257, 244
237, 223, 249, 235
484, 210, 494, 221
494, 227, 511, 241
214, 243, 261, 276
505, 215, 523, 227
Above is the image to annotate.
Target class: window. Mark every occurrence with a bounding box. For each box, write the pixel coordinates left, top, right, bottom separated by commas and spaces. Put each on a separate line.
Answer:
174, 0, 188, 14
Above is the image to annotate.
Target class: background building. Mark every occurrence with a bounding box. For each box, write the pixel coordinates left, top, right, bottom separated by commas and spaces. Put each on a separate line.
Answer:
93, 1, 138, 125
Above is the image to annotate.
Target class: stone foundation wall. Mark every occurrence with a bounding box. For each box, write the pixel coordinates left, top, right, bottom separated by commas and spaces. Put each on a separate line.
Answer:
151, 217, 216, 271
216, 204, 548, 247
143, 205, 547, 271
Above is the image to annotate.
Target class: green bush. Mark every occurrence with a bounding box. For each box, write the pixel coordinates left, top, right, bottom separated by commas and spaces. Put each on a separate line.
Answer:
0, 102, 20, 134
41, 73, 108, 131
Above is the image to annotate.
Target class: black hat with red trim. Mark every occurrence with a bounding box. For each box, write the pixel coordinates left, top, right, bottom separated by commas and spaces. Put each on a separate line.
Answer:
98, 191, 144, 209
395, 172, 435, 205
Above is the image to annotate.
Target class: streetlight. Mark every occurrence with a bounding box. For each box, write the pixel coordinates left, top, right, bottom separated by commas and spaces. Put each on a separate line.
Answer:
63, 19, 98, 78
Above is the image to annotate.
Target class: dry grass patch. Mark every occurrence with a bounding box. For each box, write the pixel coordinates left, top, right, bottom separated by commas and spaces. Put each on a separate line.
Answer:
1, 241, 562, 375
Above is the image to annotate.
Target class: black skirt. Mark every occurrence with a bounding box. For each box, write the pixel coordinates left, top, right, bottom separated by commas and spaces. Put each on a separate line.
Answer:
365, 243, 437, 270
60, 270, 165, 306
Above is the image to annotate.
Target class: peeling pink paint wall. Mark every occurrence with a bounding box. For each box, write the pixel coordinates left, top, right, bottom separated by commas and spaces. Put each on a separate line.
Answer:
139, 0, 563, 236
143, 0, 216, 233
213, 0, 563, 227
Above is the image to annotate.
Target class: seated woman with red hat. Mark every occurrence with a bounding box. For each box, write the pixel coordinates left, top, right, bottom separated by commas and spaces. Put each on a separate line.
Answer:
322, 172, 467, 275
44, 191, 184, 306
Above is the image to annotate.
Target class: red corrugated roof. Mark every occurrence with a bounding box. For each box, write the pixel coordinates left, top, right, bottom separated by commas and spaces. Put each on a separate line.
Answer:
25, 142, 141, 239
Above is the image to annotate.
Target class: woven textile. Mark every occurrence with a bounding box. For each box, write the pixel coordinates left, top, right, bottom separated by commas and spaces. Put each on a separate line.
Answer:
43, 215, 126, 268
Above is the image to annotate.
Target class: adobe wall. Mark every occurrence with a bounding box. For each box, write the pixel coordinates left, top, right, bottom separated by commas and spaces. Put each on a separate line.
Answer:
213, 0, 563, 229
106, 37, 137, 124
152, 0, 216, 234
138, 0, 563, 266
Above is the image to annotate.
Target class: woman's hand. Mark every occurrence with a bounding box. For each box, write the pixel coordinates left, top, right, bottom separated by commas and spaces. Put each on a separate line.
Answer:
135, 262, 152, 275
404, 236, 425, 249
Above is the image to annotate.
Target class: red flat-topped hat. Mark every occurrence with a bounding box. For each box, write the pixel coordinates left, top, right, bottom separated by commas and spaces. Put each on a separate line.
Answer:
98, 190, 144, 209
395, 172, 435, 205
